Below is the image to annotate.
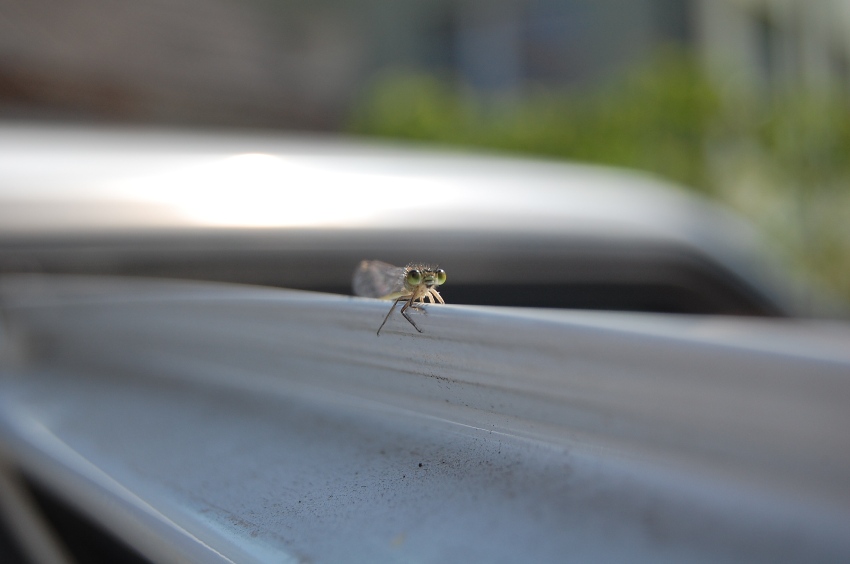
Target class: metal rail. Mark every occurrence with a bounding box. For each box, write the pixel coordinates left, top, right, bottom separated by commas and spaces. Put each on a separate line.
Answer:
1, 275, 849, 562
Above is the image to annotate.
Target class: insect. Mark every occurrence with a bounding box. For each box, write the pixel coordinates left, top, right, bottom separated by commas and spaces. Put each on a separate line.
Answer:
352, 260, 447, 335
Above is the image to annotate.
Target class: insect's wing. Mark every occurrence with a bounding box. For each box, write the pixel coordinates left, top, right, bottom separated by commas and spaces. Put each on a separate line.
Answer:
352, 260, 406, 299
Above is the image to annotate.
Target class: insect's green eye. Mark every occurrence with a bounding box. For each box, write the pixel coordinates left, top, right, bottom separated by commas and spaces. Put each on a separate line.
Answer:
406, 269, 422, 286
435, 269, 446, 285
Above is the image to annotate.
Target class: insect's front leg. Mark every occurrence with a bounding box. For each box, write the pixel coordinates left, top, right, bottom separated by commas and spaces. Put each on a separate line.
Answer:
400, 296, 423, 332
408, 295, 428, 314
377, 296, 405, 336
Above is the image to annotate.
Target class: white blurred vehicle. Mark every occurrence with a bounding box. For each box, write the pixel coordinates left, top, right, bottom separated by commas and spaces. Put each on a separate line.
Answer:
0, 123, 827, 316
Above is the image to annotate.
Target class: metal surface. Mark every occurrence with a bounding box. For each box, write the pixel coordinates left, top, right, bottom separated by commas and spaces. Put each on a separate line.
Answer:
1, 275, 849, 562
0, 457, 73, 564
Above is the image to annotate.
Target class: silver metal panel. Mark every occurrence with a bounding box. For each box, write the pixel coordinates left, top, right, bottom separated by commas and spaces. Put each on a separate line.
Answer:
1, 124, 819, 318
1, 276, 849, 562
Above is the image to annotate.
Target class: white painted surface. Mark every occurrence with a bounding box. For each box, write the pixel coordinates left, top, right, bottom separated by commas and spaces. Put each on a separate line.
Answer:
1, 276, 849, 562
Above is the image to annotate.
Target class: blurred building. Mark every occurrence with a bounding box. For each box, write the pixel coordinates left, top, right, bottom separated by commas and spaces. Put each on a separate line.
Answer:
696, 0, 850, 95
0, 0, 848, 129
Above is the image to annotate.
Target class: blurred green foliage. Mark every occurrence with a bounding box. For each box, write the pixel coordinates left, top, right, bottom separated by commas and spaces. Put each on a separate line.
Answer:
348, 51, 850, 306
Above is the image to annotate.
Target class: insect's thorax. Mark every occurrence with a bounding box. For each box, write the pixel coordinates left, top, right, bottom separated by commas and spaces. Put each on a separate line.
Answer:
407, 282, 433, 299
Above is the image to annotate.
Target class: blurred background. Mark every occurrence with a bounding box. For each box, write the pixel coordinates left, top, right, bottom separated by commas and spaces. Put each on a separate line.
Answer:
1, 0, 848, 303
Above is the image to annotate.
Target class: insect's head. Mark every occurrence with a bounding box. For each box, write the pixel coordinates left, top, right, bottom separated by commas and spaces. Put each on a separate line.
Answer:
404, 266, 446, 289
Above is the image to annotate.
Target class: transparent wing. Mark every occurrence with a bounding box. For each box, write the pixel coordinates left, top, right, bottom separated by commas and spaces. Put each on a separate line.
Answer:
352, 260, 406, 299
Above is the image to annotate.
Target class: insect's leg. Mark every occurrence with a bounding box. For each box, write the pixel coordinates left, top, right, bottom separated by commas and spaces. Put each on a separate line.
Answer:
423, 292, 434, 304
400, 297, 423, 332
430, 288, 445, 304
377, 297, 404, 336
408, 295, 427, 314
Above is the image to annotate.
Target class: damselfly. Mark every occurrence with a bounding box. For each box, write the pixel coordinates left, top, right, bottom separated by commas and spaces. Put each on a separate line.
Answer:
352, 260, 446, 335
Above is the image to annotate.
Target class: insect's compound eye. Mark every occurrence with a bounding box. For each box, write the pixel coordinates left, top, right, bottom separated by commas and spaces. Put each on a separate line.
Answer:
435, 269, 446, 285
406, 269, 422, 286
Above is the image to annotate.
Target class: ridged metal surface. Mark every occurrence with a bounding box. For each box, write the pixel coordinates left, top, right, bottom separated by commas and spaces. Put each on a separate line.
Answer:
1, 276, 849, 563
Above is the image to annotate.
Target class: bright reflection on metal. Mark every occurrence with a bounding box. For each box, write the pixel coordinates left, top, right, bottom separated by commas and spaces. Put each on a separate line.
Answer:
118, 153, 447, 228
